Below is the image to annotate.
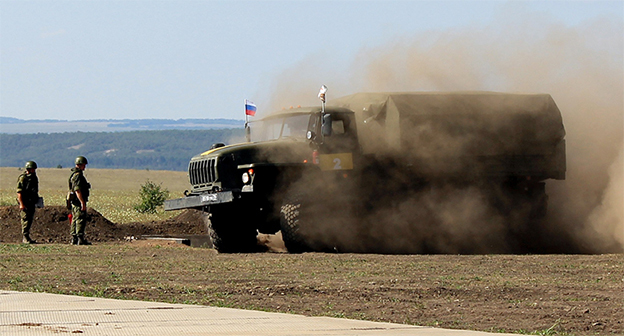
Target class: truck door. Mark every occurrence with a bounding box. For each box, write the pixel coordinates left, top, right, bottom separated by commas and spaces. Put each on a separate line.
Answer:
318, 113, 359, 171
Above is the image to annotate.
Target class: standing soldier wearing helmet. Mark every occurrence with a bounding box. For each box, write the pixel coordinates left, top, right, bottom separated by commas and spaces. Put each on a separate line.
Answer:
16, 161, 40, 244
69, 156, 92, 245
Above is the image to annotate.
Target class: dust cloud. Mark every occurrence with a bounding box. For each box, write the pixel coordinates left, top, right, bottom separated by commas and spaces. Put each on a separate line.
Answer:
266, 6, 623, 253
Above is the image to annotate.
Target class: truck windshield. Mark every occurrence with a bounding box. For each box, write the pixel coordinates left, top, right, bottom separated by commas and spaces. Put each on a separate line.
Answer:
249, 114, 311, 142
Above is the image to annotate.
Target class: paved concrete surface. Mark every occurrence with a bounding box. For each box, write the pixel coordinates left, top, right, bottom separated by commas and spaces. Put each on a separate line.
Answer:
1, 290, 517, 336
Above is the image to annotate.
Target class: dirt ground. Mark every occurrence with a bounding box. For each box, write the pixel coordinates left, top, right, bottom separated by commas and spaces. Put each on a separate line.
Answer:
0, 206, 622, 335
0, 205, 208, 244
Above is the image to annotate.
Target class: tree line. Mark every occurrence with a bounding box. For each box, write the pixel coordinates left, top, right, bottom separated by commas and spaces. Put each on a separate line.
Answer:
0, 129, 245, 171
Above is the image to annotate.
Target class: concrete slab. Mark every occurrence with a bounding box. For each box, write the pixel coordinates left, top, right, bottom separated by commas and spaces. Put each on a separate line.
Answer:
140, 236, 191, 245
139, 234, 212, 248
0, 291, 517, 336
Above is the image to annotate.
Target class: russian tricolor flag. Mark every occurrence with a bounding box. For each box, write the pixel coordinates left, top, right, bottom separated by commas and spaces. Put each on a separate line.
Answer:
245, 100, 257, 116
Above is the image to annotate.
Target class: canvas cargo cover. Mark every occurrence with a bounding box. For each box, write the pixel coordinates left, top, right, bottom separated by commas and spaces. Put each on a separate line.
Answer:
330, 92, 566, 178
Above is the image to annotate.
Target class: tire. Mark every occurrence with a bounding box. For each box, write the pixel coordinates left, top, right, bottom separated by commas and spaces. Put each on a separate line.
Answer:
279, 191, 313, 253
522, 182, 548, 252
528, 183, 548, 221
495, 181, 548, 253
207, 204, 259, 253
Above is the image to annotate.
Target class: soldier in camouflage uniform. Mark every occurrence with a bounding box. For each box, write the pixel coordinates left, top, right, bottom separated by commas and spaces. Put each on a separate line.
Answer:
69, 156, 92, 245
16, 161, 39, 244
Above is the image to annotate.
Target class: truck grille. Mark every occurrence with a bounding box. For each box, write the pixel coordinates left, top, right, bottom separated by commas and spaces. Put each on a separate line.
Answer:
189, 158, 217, 186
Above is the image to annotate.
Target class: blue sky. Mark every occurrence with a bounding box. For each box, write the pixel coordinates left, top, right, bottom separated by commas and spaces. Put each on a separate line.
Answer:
1, 1, 622, 121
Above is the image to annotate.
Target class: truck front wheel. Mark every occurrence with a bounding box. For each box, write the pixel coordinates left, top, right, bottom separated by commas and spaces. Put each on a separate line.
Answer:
208, 204, 259, 253
279, 192, 312, 253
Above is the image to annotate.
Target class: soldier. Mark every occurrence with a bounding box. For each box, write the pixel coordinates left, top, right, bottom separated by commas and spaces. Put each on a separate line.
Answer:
69, 156, 92, 245
16, 161, 39, 244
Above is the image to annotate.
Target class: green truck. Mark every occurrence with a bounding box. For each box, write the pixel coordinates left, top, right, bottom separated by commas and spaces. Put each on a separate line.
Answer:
165, 91, 566, 253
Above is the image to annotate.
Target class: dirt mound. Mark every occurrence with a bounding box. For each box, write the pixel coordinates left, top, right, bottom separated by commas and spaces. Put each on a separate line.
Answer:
0, 206, 207, 244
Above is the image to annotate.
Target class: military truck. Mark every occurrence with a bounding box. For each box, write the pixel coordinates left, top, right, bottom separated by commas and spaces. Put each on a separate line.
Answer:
165, 91, 566, 253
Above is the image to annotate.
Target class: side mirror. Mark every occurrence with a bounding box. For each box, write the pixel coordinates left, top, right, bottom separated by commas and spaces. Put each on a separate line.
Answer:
321, 114, 332, 136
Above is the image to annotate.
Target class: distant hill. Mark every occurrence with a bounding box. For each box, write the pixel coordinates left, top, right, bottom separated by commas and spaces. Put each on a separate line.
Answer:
0, 129, 246, 171
0, 117, 243, 134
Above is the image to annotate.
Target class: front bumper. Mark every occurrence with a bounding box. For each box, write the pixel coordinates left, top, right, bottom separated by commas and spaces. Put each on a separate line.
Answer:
164, 191, 235, 211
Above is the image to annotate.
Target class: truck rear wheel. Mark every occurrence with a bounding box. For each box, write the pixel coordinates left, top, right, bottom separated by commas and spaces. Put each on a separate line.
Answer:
208, 204, 259, 253
279, 192, 312, 253
494, 181, 548, 253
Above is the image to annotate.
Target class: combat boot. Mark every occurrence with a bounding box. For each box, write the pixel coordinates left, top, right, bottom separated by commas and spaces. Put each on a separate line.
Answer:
71, 235, 78, 245
22, 234, 36, 244
77, 235, 91, 245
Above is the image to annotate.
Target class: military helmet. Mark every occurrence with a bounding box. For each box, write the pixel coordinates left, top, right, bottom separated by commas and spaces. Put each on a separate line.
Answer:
25, 161, 37, 169
75, 156, 88, 165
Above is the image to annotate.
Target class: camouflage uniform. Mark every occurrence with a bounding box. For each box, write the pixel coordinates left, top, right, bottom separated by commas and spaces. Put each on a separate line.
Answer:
16, 168, 39, 243
69, 166, 91, 245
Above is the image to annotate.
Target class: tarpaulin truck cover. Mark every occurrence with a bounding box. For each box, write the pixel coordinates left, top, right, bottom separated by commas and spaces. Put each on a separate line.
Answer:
330, 92, 566, 179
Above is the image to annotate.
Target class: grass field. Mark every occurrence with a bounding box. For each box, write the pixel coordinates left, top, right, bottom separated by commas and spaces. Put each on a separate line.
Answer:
0, 167, 189, 223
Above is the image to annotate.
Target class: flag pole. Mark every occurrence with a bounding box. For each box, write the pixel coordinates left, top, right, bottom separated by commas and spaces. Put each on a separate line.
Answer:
244, 99, 250, 142
244, 99, 257, 142
318, 85, 327, 115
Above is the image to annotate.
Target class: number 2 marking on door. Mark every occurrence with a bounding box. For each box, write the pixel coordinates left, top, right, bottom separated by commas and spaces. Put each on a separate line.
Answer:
333, 158, 342, 169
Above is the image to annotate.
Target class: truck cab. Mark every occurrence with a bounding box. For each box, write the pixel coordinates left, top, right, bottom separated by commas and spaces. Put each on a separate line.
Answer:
164, 106, 359, 252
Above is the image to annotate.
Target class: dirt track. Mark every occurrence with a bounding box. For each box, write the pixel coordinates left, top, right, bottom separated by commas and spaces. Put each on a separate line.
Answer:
0, 206, 622, 335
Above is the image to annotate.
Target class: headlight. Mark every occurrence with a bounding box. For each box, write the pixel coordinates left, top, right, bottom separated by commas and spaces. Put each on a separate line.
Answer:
242, 172, 250, 184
